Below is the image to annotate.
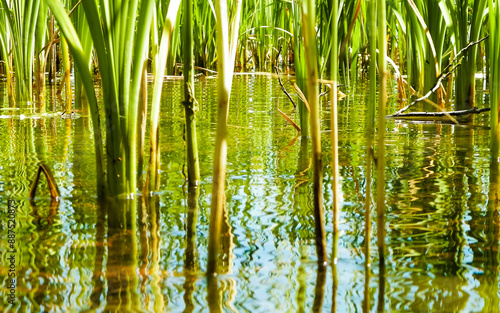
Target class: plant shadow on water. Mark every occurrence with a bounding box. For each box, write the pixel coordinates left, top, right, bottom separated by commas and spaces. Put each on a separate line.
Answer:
0, 76, 499, 312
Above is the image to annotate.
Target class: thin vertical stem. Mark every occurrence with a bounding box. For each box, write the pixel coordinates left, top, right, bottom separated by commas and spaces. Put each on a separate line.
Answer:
303, 0, 327, 265
330, 0, 340, 307
489, 0, 500, 206
61, 36, 72, 111
147, 0, 182, 193
490, 0, 500, 162
293, 0, 309, 137
364, 0, 377, 311
137, 57, 148, 190
376, 0, 387, 310
331, 0, 339, 254
183, 0, 200, 186
376, 0, 387, 267
207, 0, 241, 276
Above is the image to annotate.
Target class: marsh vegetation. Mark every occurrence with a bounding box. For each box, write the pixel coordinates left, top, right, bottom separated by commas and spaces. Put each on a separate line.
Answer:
0, 0, 499, 311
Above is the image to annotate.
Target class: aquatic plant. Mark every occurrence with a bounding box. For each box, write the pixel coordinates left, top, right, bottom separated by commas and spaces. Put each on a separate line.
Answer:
445, 0, 487, 110
294, 1, 310, 136
207, 0, 242, 275
376, 0, 387, 267
490, 0, 500, 161
45, 0, 106, 195
147, 0, 182, 192
303, 0, 327, 264
0, 6, 14, 103
45, 0, 184, 198
0, 0, 42, 104
182, 0, 200, 186
331, 0, 340, 256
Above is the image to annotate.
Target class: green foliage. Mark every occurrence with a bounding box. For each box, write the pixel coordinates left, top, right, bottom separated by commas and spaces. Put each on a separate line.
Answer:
46, 0, 156, 197
0, 0, 42, 103
0, 0, 497, 198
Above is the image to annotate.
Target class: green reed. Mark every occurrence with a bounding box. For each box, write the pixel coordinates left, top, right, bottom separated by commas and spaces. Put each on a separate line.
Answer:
34, 0, 47, 106
182, 0, 200, 186
0, 0, 42, 104
148, 0, 182, 192
303, 0, 327, 265
489, 0, 500, 160
292, 0, 309, 136
441, 0, 487, 110
72, 0, 93, 111
207, 0, 242, 276
331, 0, 340, 259
0, 7, 13, 103
47, 0, 156, 197
376, 0, 387, 266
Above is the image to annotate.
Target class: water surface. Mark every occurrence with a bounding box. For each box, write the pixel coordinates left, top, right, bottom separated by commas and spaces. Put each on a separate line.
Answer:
0, 76, 498, 312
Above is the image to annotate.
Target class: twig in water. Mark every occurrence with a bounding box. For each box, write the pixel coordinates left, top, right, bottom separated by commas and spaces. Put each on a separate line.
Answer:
274, 66, 297, 110
319, 88, 330, 98
394, 35, 489, 116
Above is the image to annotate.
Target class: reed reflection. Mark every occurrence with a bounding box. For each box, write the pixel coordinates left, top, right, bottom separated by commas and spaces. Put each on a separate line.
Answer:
473, 156, 500, 312
184, 186, 200, 313
312, 265, 326, 312
137, 194, 164, 312
104, 198, 140, 312
86, 199, 105, 312
207, 201, 235, 312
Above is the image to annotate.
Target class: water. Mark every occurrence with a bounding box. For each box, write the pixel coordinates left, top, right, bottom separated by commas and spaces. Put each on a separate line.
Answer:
0, 76, 498, 312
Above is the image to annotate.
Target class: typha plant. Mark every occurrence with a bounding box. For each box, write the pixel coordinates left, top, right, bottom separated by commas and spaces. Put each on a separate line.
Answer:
207, 0, 242, 275
0, 0, 42, 104
439, 0, 487, 110
376, 0, 387, 272
147, 0, 182, 192
489, 0, 500, 163
46, 0, 156, 197
292, 0, 309, 136
365, 0, 377, 269
0, 7, 14, 103
182, 0, 200, 186
330, 0, 340, 261
302, 0, 327, 265
34, 1, 48, 106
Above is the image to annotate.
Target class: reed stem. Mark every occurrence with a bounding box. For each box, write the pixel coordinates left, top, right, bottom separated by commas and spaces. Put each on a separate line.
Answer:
183, 0, 200, 186
331, 0, 340, 262
376, 0, 387, 267
303, 0, 327, 265
207, 0, 242, 275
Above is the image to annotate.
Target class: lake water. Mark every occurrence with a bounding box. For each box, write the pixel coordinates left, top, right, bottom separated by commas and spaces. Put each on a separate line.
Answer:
0, 75, 498, 312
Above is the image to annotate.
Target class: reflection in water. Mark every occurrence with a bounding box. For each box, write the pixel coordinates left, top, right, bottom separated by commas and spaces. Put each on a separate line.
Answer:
87, 199, 105, 312
138, 194, 165, 312
0, 77, 500, 312
207, 197, 236, 311
105, 199, 140, 312
312, 265, 326, 312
